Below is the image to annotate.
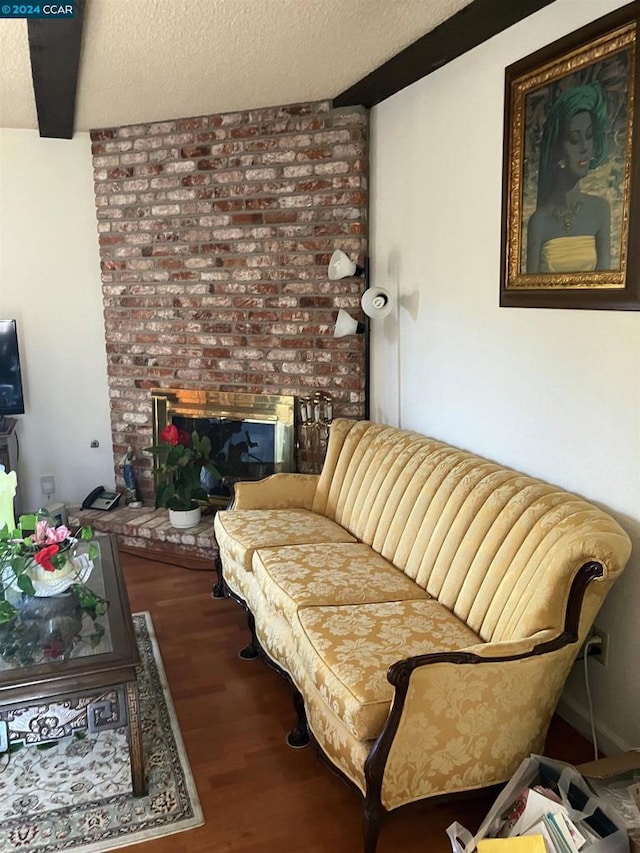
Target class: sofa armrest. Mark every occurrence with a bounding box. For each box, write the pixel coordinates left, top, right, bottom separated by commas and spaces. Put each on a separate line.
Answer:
232, 473, 320, 510
366, 632, 577, 810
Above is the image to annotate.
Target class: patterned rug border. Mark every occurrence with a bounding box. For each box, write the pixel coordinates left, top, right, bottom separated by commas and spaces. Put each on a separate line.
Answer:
0, 611, 204, 853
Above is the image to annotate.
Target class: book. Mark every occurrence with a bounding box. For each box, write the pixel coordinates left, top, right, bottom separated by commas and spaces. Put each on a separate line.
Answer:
520, 817, 557, 852
544, 813, 576, 853
520, 812, 587, 853
553, 812, 588, 851
477, 837, 547, 852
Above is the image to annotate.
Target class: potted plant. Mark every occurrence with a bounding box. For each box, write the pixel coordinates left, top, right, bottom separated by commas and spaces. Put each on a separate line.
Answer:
146, 424, 222, 528
0, 513, 100, 624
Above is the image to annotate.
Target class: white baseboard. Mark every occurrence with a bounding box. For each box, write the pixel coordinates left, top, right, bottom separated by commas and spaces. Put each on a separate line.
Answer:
556, 694, 631, 757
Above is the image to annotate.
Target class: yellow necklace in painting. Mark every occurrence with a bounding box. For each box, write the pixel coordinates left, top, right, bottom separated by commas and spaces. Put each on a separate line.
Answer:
552, 200, 583, 233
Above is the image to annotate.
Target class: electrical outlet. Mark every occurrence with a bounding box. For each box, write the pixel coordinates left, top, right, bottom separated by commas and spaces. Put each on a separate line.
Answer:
40, 474, 55, 495
589, 625, 609, 666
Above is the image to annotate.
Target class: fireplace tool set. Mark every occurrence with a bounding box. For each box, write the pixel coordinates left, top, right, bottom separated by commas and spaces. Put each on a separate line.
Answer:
297, 393, 333, 473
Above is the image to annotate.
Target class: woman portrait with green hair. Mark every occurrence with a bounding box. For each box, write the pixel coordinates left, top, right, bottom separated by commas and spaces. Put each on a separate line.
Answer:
526, 82, 611, 274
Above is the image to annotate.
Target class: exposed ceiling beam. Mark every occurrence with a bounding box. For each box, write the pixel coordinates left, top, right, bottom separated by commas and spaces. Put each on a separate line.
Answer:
333, 0, 556, 109
27, 0, 85, 138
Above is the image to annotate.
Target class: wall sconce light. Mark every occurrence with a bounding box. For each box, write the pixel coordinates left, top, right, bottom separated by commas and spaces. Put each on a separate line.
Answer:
333, 288, 392, 339
328, 250, 365, 280
329, 252, 393, 321
361, 287, 393, 319
329, 250, 418, 429
329, 250, 394, 421
333, 308, 364, 338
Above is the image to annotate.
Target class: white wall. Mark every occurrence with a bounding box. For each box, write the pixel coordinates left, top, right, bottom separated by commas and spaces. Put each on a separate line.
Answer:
0, 130, 114, 513
370, 0, 640, 752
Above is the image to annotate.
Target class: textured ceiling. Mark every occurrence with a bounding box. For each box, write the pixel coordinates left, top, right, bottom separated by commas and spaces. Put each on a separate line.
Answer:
0, 0, 473, 132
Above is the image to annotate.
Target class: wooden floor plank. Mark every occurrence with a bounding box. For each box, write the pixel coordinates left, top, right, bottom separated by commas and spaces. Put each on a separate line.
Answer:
120, 549, 596, 853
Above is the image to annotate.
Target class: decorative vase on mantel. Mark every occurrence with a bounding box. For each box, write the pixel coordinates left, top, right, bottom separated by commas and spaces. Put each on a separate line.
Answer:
168, 506, 201, 529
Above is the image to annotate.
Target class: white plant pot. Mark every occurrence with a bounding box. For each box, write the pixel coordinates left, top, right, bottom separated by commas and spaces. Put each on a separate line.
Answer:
168, 506, 201, 529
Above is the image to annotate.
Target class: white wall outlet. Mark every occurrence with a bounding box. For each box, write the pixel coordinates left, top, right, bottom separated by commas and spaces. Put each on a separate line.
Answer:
40, 474, 55, 495
590, 625, 609, 667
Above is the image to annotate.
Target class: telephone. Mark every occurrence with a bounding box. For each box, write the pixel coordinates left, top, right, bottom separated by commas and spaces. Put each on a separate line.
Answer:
81, 486, 121, 511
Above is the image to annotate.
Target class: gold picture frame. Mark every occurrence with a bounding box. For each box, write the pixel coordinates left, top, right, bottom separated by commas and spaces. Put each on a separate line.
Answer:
500, 4, 640, 309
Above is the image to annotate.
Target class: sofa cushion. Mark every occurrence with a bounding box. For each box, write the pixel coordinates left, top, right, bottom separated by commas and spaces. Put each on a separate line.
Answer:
293, 599, 481, 740
214, 508, 356, 571
252, 543, 430, 623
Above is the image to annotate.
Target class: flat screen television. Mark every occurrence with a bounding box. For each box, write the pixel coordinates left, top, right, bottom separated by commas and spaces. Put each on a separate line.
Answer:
0, 320, 25, 416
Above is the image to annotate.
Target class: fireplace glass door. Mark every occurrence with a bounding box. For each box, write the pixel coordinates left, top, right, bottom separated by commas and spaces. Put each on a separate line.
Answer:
151, 389, 295, 507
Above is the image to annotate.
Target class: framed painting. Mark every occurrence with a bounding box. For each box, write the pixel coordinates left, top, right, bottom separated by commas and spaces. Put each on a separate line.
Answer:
500, 3, 640, 309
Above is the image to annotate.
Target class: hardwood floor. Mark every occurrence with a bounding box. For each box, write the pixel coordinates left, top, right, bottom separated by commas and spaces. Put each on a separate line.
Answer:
120, 549, 596, 853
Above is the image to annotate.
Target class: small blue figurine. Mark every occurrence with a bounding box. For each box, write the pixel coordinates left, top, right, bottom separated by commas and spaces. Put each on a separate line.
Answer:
121, 447, 141, 504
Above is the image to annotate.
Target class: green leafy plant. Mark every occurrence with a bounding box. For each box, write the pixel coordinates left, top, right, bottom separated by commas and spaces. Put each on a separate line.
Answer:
0, 512, 98, 624
145, 424, 222, 512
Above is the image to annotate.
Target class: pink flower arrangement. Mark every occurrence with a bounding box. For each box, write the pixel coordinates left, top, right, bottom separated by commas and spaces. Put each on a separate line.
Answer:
33, 520, 72, 545
0, 513, 95, 623
30, 521, 74, 572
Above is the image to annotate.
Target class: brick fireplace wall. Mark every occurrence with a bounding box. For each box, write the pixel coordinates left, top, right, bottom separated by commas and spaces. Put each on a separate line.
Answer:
90, 99, 368, 501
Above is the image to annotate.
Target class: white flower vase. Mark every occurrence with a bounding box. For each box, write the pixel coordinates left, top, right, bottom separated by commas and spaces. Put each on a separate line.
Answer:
31, 552, 94, 596
3, 552, 94, 597
168, 506, 201, 529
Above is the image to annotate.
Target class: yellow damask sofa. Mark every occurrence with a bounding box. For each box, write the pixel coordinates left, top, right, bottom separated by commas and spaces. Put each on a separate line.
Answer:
213, 419, 631, 852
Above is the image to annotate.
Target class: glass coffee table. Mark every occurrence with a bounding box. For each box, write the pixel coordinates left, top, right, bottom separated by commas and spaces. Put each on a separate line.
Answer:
0, 534, 146, 796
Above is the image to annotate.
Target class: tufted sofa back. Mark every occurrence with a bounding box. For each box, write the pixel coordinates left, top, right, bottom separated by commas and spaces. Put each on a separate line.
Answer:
312, 419, 631, 644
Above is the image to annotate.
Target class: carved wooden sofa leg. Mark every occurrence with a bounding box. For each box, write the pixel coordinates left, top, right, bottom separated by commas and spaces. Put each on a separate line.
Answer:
360, 711, 391, 853
238, 642, 259, 660
212, 553, 225, 599
362, 793, 384, 853
238, 609, 260, 661
286, 689, 310, 749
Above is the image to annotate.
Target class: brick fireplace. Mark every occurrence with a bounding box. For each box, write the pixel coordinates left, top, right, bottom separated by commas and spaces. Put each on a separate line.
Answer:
90, 99, 369, 502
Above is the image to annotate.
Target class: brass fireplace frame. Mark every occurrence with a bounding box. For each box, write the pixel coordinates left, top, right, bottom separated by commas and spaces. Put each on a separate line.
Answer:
151, 388, 296, 474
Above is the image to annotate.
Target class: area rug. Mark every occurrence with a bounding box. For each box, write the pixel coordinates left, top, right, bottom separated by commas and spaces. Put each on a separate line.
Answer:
0, 612, 204, 852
